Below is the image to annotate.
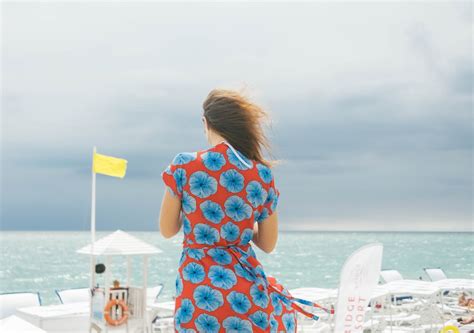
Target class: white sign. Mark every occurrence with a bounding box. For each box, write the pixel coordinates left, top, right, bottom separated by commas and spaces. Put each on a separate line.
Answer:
334, 243, 383, 333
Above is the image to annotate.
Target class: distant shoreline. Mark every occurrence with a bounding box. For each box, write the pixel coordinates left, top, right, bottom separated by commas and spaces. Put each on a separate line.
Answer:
0, 229, 472, 233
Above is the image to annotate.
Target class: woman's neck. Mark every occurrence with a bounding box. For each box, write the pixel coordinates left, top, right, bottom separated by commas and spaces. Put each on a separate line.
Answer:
208, 131, 227, 147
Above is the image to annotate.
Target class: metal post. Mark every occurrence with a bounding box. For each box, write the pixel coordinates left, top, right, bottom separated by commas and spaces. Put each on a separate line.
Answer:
143, 255, 149, 333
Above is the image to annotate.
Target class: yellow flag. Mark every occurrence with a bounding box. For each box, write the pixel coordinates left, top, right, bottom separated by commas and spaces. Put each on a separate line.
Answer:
93, 152, 127, 178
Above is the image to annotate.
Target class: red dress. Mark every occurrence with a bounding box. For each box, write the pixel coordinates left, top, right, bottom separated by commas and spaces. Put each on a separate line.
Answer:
161, 141, 298, 332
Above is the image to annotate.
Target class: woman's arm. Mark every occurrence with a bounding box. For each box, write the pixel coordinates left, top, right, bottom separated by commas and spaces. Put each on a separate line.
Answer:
158, 189, 182, 238
252, 212, 278, 253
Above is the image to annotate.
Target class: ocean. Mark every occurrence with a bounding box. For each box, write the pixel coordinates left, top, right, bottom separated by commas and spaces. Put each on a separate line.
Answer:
0, 231, 472, 306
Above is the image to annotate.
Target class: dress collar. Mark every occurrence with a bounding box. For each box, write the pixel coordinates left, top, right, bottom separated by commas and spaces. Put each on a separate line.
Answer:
220, 140, 252, 169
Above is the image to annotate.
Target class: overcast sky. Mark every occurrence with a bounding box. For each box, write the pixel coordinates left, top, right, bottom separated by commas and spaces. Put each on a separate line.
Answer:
2, 1, 472, 231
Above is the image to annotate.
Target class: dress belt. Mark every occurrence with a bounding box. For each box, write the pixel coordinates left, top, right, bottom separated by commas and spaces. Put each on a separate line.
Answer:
182, 243, 334, 320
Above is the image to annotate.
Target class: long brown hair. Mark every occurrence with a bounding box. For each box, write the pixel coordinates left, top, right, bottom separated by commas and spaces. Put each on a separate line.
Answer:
202, 89, 274, 167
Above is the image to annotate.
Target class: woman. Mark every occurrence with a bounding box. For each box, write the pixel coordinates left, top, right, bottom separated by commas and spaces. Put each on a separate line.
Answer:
159, 89, 311, 332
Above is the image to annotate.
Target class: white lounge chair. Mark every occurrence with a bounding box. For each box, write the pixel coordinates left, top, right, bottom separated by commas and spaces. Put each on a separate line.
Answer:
55, 287, 91, 304
147, 284, 164, 306
0, 292, 42, 319
423, 267, 448, 281
0, 314, 47, 333
380, 269, 404, 283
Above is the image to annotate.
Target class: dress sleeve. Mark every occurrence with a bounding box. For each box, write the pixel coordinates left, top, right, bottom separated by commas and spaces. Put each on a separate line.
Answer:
160, 155, 184, 199
264, 178, 280, 216
256, 176, 280, 223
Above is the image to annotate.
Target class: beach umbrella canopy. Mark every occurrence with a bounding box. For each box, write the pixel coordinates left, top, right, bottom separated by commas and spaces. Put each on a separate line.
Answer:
0, 315, 46, 333
76, 229, 162, 256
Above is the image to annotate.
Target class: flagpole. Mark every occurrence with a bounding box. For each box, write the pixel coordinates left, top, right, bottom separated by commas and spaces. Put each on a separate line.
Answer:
89, 146, 97, 330
91, 146, 97, 250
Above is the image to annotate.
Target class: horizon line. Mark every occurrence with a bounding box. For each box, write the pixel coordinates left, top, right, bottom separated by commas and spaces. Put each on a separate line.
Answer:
0, 229, 472, 233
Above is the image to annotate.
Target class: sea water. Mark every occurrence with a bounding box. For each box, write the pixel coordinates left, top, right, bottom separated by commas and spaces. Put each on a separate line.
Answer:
0, 231, 472, 306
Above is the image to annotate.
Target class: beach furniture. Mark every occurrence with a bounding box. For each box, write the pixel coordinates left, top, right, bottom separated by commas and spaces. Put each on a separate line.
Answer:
379, 280, 442, 331
0, 292, 42, 319
433, 279, 474, 317
148, 301, 175, 332
382, 327, 425, 333
15, 301, 90, 332
0, 314, 47, 333
424, 268, 448, 282
55, 288, 91, 304
380, 270, 419, 306
380, 269, 404, 283
433, 278, 474, 292
147, 284, 164, 305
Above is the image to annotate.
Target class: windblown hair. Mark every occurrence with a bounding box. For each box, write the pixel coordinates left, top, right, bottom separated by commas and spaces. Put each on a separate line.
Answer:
202, 89, 274, 167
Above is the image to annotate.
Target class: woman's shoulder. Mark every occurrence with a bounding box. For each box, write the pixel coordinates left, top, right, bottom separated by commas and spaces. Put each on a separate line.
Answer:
169, 151, 198, 166
167, 145, 215, 169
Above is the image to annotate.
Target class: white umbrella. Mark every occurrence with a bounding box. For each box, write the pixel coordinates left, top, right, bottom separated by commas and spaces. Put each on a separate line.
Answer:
0, 315, 46, 333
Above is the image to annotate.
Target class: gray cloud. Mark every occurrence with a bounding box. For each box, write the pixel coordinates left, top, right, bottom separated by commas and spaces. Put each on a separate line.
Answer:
1, 1, 472, 231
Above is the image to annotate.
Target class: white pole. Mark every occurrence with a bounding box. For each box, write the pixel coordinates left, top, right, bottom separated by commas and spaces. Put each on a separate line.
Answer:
89, 147, 97, 331
143, 255, 148, 333
91, 146, 97, 249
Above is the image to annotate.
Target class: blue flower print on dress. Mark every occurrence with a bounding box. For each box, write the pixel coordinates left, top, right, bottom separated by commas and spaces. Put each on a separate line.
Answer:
219, 169, 244, 193
194, 224, 220, 245
224, 196, 252, 222
193, 286, 224, 312
282, 313, 296, 333
173, 152, 196, 165
189, 171, 217, 198
257, 163, 273, 184
182, 262, 205, 284
254, 208, 269, 223
179, 252, 186, 266
226, 291, 251, 314
200, 200, 224, 224
178, 329, 196, 333
181, 191, 196, 214
195, 314, 220, 333
173, 168, 187, 194
270, 292, 283, 315
226, 148, 253, 170
175, 275, 183, 297
250, 284, 269, 308
175, 324, 196, 333
220, 222, 239, 242
271, 194, 279, 212
265, 187, 275, 206
207, 248, 232, 265
208, 266, 237, 290
234, 264, 255, 282
255, 265, 266, 278
222, 317, 252, 333
202, 152, 226, 171
247, 246, 257, 259
186, 248, 204, 261
182, 216, 191, 235
239, 228, 254, 245
269, 314, 278, 333
175, 298, 194, 324
246, 181, 267, 208
249, 310, 269, 330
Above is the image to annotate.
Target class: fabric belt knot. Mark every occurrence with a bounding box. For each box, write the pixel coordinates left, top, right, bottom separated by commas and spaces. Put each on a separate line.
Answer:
182, 243, 333, 320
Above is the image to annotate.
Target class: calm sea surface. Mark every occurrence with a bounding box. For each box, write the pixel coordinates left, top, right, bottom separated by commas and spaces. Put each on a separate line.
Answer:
0, 231, 472, 305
